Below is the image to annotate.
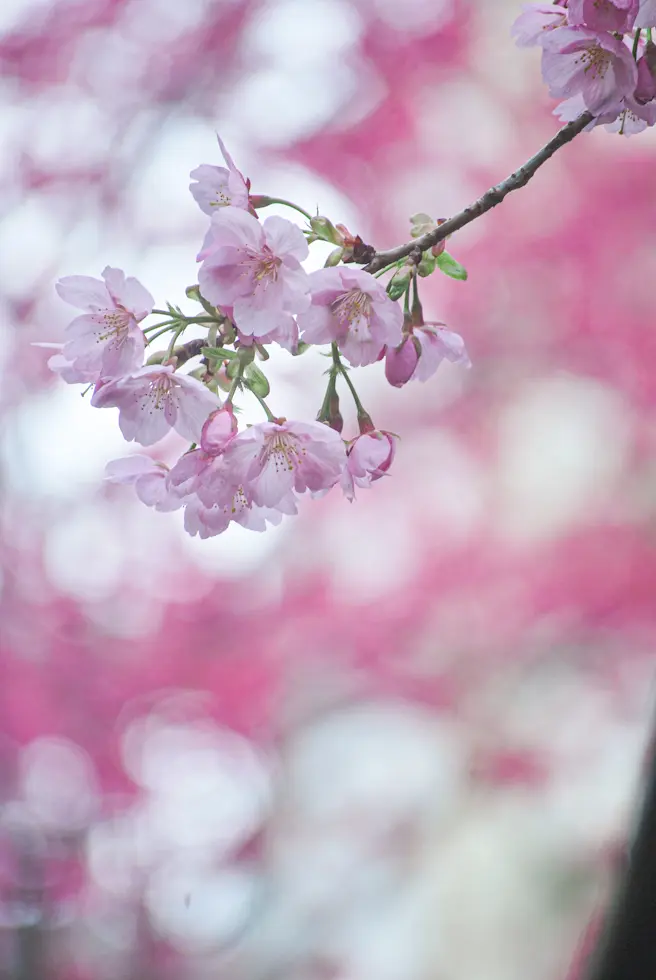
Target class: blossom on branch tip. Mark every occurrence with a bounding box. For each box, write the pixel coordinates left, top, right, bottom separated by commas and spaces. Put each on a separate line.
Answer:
221, 419, 347, 508
198, 206, 310, 343
541, 27, 638, 114
298, 267, 404, 367
91, 364, 221, 446
190, 135, 251, 214
55, 267, 153, 381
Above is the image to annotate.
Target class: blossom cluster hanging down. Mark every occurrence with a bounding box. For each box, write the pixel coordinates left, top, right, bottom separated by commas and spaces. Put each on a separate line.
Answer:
514, 0, 656, 134
43, 137, 470, 538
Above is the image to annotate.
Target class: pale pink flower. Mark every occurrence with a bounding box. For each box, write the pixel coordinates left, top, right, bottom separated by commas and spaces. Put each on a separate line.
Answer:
55, 266, 153, 380
555, 89, 656, 132
385, 324, 470, 387
636, 45, 656, 102
222, 419, 347, 508
511, 3, 568, 47
341, 430, 397, 502
541, 27, 638, 114
190, 135, 250, 214
183, 489, 297, 539
636, 0, 656, 27
297, 267, 404, 367
91, 364, 221, 446
567, 0, 639, 33
104, 455, 182, 511
32, 342, 98, 384
200, 404, 238, 454
198, 206, 310, 342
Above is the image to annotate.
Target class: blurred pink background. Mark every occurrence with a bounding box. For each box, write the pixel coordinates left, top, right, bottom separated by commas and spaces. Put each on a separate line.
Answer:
1, 1, 655, 978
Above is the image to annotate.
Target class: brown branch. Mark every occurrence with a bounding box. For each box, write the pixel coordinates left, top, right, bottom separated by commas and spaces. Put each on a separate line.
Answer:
363, 111, 594, 274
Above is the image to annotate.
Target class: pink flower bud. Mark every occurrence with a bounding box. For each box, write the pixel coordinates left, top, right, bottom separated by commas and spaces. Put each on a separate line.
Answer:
385, 335, 420, 387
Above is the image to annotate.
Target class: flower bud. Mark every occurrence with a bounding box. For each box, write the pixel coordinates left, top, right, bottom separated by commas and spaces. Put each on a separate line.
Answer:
387, 267, 412, 301
310, 216, 342, 245
417, 251, 437, 277
385, 335, 420, 387
636, 41, 656, 104
324, 246, 345, 267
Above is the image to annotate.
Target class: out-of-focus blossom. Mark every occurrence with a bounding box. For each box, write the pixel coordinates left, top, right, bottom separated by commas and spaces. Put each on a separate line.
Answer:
567, 0, 639, 33
104, 456, 181, 511
636, 0, 656, 26
511, 3, 569, 47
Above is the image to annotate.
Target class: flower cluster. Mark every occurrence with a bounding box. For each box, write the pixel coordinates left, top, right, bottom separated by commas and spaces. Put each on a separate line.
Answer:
514, 0, 656, 134
42, 138, 470, 538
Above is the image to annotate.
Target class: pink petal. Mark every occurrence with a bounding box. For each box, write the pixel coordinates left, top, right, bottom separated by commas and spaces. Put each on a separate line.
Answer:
262, 215, 309, 263
56, 275, 112, 312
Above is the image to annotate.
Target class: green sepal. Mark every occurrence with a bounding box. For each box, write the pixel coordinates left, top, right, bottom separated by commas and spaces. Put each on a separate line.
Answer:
436, 251, 468, 281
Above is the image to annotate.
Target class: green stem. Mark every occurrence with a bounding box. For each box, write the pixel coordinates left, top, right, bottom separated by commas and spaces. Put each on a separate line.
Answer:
632, 28, 642, 59
143, 320, 176, 332
167, 324, 186, 359
373, 261, 403, 278
331, 343, 368, 416
145, 324, 178, 344
257, 198, 313, 222
225, 374, 242, 405
251, 390, 276, 421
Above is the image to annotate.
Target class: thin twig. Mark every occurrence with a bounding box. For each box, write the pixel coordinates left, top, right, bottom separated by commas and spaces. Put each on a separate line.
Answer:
363, 112, 594, 274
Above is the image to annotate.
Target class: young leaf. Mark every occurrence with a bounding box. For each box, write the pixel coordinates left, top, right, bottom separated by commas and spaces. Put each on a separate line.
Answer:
436, 251, 468, 281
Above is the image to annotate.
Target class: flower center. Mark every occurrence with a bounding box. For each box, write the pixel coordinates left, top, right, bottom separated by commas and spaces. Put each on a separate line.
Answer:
97, 308, 131, 346
264, 432, 306, 473
577, 43, 612, 80
242, 245, 281, 290
330, 289, 372, 336
143, 374, 173, 412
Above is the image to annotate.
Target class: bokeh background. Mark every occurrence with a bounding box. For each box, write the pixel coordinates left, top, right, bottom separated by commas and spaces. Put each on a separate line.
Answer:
1, 1, 656, 978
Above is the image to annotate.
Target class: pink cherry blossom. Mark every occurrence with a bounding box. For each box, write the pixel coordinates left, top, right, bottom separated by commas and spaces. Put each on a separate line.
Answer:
567, 0, 639, 33
511, 3, 568, 47
385, 325, 471, 387
636, 0, 656, 26
341, 430, 397, 502
636, 44, 656, 102
183, 489, 297, 539
541, 27, 638, 114
197, 206, 310, 342
104, 456, 182, 511
554, 89, 656, 132
200, 405, 238, 454
33, 343, 98, 384
222, 419, 347, 508
55, 266, 153, 381
189, 135, 250, 214
297, 267, 404, 367
91, 364, 221, 446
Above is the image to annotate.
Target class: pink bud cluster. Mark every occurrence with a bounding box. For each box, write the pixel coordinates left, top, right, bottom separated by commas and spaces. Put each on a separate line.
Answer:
514, 0, 656, 134
41, 137, 470, 539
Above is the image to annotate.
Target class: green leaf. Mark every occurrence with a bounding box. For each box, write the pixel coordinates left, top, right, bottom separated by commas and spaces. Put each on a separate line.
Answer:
201, 346, 237, 360
226, 357, 242, 380
417, 252, 437, 278
243, 362, 270, 398
436, 251, 468, 281
387, 270, 412, 301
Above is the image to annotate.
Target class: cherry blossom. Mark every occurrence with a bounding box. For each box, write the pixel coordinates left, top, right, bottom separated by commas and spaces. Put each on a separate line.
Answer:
297, 267, 404, 367
55, 267, 153, 381
385, 324, 470, 388
104, 456, 182, 511
636, 0, 656, 26
91, 365, 221, 446
183, 488, 297, 538
189, 135, 250, 214
197, 206, 310, 342
222, 420, 347, 508
541, 27, 638, 114
567, 0, 639, 33
511, 3, 568, 47
341, 430, 397, 502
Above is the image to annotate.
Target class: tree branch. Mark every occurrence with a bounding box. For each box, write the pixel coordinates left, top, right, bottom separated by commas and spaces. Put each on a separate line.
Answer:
363, 111, 594, 274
